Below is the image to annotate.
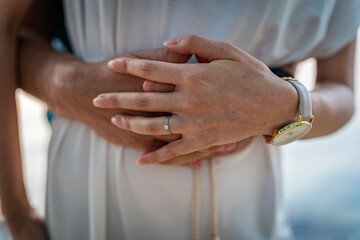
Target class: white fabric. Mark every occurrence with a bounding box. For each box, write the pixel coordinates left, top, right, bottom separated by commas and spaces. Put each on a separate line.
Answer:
62, 0, 360, 65
46, 0, 360, 239
47, 116, 290, 240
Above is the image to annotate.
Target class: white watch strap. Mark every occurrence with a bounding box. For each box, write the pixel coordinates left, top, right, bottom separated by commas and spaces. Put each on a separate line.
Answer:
287, 80, 312, 120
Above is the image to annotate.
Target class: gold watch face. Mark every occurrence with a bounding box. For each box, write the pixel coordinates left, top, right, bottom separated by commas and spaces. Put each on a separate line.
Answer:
271, 122, 312, 146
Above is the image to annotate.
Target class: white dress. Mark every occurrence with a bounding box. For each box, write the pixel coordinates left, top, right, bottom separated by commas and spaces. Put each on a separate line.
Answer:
45, 1, 360, 239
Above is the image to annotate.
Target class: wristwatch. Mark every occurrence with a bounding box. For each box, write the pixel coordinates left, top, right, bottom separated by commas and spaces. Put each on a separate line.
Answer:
265, 77, 314, 146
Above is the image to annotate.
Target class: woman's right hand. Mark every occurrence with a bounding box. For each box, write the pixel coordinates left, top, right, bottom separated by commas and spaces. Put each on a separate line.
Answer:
7, 208, 48, 240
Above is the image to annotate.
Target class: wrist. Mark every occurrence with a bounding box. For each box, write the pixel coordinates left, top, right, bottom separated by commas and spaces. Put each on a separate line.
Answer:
2, 200, 32, 224
50, 56, 87, 119
262, 75, 299, 136
263, 76, 315, 145
5, 206, 37, 235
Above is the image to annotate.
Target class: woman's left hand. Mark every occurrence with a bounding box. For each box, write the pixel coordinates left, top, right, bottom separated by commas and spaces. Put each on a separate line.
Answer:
93, 35, 299, 164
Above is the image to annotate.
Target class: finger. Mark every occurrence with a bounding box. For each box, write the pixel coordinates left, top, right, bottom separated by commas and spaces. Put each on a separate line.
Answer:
138, 139, 202, 163
222, 143, 237, 152
93, 92, 179, 112
200, 145, 223, 153
163, 34, 241, 61
196, 55, 210, 63
214, 143, 237, 152
142, 141, 167, 155
141, 135, 181, 155
143, 80, 175, 92
163, 151, 208, 165
108, 58, 186, 85
129, 47, 192, 63
200, 143, 237, 153
111, 114, 181, 136
154, 134, 181, 142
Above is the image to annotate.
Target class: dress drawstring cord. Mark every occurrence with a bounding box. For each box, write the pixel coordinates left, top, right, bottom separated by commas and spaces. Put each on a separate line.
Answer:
193, 158, 221, 240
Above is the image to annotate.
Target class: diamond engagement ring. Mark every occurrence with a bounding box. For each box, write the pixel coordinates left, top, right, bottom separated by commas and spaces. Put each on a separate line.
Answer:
164, 116, 172, 135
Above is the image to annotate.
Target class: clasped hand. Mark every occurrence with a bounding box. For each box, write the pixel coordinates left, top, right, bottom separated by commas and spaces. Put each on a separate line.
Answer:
94, 35, 298, 164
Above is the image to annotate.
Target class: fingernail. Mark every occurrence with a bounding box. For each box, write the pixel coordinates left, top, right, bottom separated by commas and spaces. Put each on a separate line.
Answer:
108, 60, 121, 70
163, 37, 181, 46
111, 115, 123, 127
93, 97, 109, 107
137, 158, 151, 165
143, 80, 156, 92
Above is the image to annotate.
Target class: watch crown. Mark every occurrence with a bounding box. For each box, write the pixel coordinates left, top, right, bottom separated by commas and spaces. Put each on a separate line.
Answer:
296, 115, 302, 123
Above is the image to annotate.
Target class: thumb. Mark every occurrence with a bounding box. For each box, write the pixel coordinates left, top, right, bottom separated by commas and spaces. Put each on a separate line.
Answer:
163, 34, 241, 61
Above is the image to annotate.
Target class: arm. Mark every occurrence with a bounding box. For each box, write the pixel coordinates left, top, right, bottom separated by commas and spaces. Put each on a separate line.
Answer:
95, 34, 356, 163
0, 0, 48, 239
18, 31, 190, 149
305, 37, 356, 138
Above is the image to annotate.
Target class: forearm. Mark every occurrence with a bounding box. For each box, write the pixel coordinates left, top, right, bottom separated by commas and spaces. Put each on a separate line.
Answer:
18, 30, 147, 121
18, 31, 82, 118
0, 34, 30, 218
304, 37, 356, 139
305, 82, 354, 139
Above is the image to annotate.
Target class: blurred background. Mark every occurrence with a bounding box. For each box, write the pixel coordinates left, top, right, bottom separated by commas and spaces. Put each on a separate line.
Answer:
0, 31, 359, 240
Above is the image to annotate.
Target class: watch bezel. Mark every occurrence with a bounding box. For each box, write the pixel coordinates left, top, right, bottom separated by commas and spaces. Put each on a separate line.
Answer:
266, 115, 314, 146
